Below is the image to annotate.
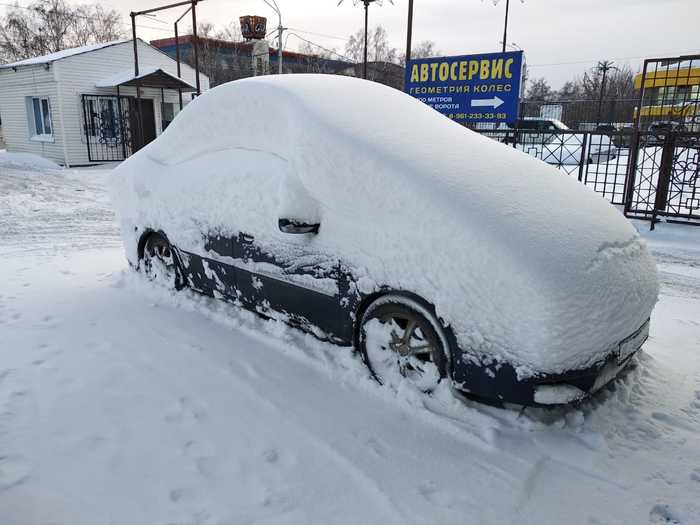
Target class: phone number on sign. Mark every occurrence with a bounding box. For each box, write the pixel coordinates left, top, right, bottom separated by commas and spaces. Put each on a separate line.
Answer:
445, 112, 508, 120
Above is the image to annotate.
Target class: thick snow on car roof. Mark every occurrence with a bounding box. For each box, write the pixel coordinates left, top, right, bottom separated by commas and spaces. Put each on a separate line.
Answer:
113, 75, 657, 376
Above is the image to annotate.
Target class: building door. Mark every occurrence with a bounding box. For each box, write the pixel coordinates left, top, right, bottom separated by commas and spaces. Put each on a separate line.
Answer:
131, 98, 157, 152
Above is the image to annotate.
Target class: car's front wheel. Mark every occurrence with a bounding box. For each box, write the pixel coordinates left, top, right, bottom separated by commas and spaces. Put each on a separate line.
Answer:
359, 297, 449, 393
141, 233, 183, 289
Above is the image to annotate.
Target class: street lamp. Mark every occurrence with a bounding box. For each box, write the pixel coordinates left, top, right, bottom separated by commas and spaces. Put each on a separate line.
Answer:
338, 0, 393, 80
486, 0, 524, 53
263, 0, 285, 74
499, 41, 521, 51
405, 0, 414, 64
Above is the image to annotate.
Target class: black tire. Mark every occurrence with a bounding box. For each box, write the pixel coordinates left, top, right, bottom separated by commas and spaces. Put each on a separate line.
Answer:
359, 297, 449, 392
141, 233, 184, 290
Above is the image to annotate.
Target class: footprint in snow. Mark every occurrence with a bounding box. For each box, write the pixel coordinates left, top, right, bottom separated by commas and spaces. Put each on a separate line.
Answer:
184, 439, 216, 459
168, 487, 195, 503
0, 455, 30, 493
650, 504, 683, 524
0, 369, 11, 385
691, 469, 700, 483
692, 391, 700, 410
364, 436, 387, 458
183, 440, 217, 478
262, 448, 279, 464
165, 396, 207, 424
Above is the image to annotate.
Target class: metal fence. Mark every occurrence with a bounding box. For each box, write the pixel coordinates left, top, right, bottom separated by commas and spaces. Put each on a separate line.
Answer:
480, 129, 633, 206
476, 53, 700, 227
82, 94, 135, 163
518, 99, 638, 131
625, 131, 700, 225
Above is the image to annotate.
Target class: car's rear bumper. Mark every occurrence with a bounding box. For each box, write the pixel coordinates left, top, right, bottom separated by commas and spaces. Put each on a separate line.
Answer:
450, 319, 650, 406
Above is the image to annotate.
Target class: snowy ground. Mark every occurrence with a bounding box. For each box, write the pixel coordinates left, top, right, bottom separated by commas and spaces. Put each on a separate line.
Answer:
1, 156, 700, 525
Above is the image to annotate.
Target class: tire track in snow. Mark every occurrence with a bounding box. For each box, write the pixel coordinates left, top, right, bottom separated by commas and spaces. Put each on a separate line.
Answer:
124, 278, 543, 524
87, 287, 407, 523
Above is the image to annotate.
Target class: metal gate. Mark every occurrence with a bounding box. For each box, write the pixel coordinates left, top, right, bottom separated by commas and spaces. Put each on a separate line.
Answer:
624, 55, 700, 225
82, 94, 135, 162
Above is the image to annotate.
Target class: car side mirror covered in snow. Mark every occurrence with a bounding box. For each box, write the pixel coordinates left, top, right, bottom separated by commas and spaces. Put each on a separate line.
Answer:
278, 218, 320, 235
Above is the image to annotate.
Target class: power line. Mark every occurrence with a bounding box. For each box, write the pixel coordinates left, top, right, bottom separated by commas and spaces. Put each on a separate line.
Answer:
286, 27, 349, 42
285, 32, 355, 64
141, 13, 171, 26
0, 2, 177, 35
529, 50, 700, 68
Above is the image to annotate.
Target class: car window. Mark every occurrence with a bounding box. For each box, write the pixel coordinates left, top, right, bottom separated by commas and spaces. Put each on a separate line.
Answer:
516, 120, 540, 130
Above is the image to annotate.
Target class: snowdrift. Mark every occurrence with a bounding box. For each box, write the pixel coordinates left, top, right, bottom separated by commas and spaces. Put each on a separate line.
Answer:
109, 74, 658, 377
0, 151, 62, 171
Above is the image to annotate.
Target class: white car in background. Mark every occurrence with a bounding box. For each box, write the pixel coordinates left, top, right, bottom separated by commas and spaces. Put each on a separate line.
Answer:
503, 118, 619, 165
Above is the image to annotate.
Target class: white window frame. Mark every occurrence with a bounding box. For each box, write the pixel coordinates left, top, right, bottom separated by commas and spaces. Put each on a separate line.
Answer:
27, 96, 54, 142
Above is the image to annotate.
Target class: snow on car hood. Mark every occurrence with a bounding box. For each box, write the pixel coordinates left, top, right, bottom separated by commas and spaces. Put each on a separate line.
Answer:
110, 74, 658, 377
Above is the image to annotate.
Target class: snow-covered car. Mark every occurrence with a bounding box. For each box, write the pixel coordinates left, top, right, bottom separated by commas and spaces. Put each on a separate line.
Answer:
110, 75, 658, 406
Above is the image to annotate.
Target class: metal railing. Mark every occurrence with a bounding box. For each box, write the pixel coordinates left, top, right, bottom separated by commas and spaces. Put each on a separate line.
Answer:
479, 128, 633, 206
475, 54, 700, 226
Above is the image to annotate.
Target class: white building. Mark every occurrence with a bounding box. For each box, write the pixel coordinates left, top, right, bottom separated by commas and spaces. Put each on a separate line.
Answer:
0, 39, 210, 166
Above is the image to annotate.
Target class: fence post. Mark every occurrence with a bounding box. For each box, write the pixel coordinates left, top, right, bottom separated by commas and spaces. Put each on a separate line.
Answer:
623, 129, 640, 216
116, 90, 127, 160
650, 132, 676, 230
578, 132, 588, 182
81, 95, 92, 163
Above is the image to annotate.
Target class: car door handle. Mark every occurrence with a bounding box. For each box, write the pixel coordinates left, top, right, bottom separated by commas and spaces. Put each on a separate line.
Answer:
240, 233, 254, 244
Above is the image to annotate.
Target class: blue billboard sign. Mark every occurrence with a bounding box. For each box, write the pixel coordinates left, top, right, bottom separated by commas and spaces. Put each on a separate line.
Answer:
405, 51, 524, 125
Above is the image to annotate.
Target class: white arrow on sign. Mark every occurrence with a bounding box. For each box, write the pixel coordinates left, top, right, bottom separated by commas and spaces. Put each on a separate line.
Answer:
471, 96, 504, 109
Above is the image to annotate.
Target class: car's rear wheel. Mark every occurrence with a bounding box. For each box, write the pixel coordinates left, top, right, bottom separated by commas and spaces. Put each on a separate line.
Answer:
359, 298, 449, 393
142, 233, 182, 289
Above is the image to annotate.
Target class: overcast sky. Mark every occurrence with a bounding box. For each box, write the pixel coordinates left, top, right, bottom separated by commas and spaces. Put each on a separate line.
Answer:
4, 0, 698, 89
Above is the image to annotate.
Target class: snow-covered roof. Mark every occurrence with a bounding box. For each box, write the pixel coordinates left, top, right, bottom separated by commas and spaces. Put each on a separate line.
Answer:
0, 39, 131, 69
96, 67, 196, 91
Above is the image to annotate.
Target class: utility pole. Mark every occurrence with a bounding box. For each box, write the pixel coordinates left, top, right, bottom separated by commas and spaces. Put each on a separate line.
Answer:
263, 0, 285, 74
501, 0, 509, 53
191, 0, 201, 95
174, 4, 193, 109
405, 0, 414, 64
363, 0, 371, 79
596, 60, 617, 126
278, 22, 284, 74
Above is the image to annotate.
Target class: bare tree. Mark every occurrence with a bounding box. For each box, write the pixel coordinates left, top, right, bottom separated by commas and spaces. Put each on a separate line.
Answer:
344, 25, 403, 86
399, 40, 439, 66
525, 77, 553, 101
189, 22, 223, 84
0, 0, 125, 63
295, 41, 340, 73
556, 79, 583, 101
218, 21, 242, 43
344, 25, 398, 64
72, 4, 124, 47
180, 21, 251, 86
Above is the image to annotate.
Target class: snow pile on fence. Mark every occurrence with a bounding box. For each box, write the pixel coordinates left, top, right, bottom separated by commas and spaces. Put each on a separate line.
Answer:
110, 74, 658, 377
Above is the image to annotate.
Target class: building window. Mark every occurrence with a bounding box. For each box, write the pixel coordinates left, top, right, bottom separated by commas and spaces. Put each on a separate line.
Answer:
162, 102, 176, 130
85, 97, 122, 143
28, 97, 53, 139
